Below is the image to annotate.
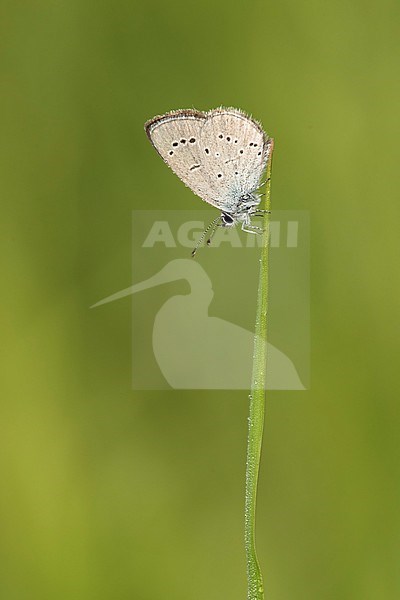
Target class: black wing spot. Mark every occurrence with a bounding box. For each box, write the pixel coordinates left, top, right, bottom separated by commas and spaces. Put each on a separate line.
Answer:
180, 139, 186, 144
217, 173, 223, 178
215, 152, 220, 157
205, 148, 209, 154
226, 136, 231, 142
189, 137, 196, 143
258, 151, 262, 156
169, 151, 174, 155
240, 149, 244, 154
219, 134, 223, 139
190, 164, 201, 171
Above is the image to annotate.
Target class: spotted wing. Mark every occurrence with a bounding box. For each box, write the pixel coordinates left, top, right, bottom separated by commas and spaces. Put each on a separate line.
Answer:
198, 108, 272, 211
145, 107, 272, 211
145, 109, 222, 208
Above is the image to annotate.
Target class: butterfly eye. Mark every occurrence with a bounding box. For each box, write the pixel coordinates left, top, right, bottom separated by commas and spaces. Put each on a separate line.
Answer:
222, 214, 234, 225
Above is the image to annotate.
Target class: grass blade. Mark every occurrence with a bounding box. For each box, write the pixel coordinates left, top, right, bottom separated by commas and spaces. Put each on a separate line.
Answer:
245, 139, 274, 600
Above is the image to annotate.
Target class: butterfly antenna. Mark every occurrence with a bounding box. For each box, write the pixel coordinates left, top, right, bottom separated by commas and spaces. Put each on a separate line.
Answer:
206, 219, 222, 247
191, 216, 222, 257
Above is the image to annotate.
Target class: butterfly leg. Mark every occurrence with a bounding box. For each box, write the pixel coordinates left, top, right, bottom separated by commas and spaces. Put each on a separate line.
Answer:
257, 177, 271, 188
241, 223, 264, 235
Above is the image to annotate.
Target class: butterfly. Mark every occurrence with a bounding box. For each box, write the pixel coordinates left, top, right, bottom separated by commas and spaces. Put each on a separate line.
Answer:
145, 107, 273, 255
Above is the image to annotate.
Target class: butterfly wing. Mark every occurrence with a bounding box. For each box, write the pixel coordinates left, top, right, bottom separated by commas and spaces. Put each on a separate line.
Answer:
145, 109, 220, 207
199, 108, 272, 210
145, 107, 272, 211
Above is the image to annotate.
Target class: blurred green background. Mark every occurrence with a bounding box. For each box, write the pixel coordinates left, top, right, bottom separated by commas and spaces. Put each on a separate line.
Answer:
1, 1, 399, 599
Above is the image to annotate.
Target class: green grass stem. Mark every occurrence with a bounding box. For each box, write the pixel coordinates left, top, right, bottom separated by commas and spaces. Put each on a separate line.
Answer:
245, 139, 274, 600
